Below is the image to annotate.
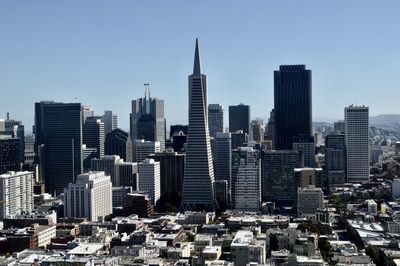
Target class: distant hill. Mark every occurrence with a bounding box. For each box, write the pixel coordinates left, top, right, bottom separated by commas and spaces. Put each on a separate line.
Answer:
370, 114, 400, 125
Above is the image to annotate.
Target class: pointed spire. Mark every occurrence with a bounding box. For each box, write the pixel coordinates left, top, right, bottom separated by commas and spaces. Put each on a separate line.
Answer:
193, 38, 202, 75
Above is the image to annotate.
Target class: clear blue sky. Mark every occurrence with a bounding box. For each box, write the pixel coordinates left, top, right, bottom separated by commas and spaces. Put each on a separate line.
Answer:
1, 1, 400, 132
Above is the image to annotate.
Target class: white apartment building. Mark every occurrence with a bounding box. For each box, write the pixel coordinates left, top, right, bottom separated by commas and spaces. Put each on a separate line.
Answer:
231, 230, 265, 266
138, 159, 160, 204
0, 171, 34, 220
64, 171, 112, 221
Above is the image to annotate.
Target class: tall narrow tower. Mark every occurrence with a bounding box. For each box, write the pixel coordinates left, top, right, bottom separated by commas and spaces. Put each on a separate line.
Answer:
181, 39, 218, 211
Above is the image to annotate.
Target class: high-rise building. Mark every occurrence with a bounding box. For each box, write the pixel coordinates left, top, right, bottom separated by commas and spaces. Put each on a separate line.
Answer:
64, 171, 112, 221
345, 105, 369, 183
149, 150, 185, 197
34, 102, 83, 194
2, 116, 25, 163
297, 186, 324, 218
138, 158, 161, 205
0, 136, 20, 174
123, 193, 154, 218
102, 110, 118, 136
208, 104, 224, 138
181, 39, 218, 211
134, 139, 161, 163
274, 65, 312, 150
105, 128, 132, 162
334, 120, 345, 134
91, 155, 138, 187
82, 145, 97, 171
0, 171, 34, 220
265, 109, 275, 149
251, 119, 264, 143
131, 87, 165, 151
83, 116, 104, 159
231, 147, 261, 212
214, 132, 231, 185
325, 134, 346, 185
229, 104, 250, 135
214, 180, 229, 211
294, 168, 324, 188
262, 150, 300, 206
81, 106, 94, 124
292, 135, 315, 168
231, 130, 248, 150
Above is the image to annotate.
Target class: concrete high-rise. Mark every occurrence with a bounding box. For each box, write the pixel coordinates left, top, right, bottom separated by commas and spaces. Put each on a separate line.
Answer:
231, 147, 261, 212
251, 119, 264, 143
208, 104, 224, 138
262, 150, 301, 206
0, 171, 34, 219
345, 105, 369, 183
181, 39, 218, 211
134, 139, 161, 162
138, 158, 161, 205
229, 104, 250, 135
64, 171, 112, 221
105, 128, 132, 162
274, 65, 312, 150
102, 110, 118, 136
214, 132, 231, 185
325, 134, 346, 185
83, 116, 104, 159
130, 87, 165, 151
34, 102, 83, 194
91, 155, 138, 188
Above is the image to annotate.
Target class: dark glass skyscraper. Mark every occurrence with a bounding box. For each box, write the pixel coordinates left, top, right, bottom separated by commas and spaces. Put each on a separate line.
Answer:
83, 116, 104, 159
181, 39, 218, 211
105, 128, 133, 162
0, 137, 20, 174
274, 65, 312, 150
229, 104, 250, 134
34, 102, 83, 194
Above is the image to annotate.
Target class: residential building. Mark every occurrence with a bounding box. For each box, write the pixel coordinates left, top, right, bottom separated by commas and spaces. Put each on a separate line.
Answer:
231, 147, 261, 212
325, 134, 346, 186
138, 159, 161, 204
231, 231, 265, 266
297, 186, 324, 219
64, 171, 112, 221
0, 171, 34, 220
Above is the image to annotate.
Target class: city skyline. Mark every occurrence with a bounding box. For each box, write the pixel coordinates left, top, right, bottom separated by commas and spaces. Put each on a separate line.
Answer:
2, 1, 400, 131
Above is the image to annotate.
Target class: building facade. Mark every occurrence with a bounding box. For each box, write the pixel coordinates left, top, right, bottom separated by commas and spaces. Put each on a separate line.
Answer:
130, 88, 165, 151
274, 65, 312, 150
345, 105, 369, 183
83, 116, 104, 159
231, 147, 261, 212
105, 128, 132, 162
34, 102, 83, 194
0, 171, 34, 220
229, 104, 250, 135
64, 171, 112, 221
138, 159, 161, 205
325, 134, 346, 186
208, 104, 224, 138
181, 39, 218, 211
